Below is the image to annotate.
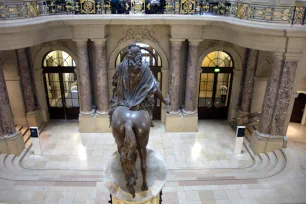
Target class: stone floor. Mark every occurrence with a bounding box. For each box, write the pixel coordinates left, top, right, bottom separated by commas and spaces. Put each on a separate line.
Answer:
0, 121, 305, 204
22, 120, 252, 170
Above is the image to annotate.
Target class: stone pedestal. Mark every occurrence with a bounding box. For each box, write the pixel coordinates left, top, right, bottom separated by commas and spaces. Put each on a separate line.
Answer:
95, 113, 112, 133
79, 113, 112, 133
26, 110, 43, 128
104, 148, 166, 203
251, 131, 284, 154
165, 113, 198, 132
79, 113, 95, 133
5, 132, 25, 155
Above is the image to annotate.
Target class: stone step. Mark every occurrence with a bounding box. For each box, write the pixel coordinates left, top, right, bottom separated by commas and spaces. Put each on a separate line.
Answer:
0, 147, 287, 183
266, 151, 278, 172
15, 125, 23, 132
0, 154, 39, 181
23, 131, 31, 143
236, 150, 286, 179
1, 154, 104, 182
20, 127, 29, 136
266, 150, 286, 177
256, 153, 270, 171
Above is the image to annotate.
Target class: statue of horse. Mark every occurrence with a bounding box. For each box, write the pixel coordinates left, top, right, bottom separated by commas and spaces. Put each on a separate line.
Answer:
111, 106, 151, 198
108, 45, 169, 198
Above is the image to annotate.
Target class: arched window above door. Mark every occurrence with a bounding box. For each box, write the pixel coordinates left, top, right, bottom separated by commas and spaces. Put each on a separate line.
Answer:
43, 50, 76, 67
202, 51, 233, 67
115, 43, 162, 67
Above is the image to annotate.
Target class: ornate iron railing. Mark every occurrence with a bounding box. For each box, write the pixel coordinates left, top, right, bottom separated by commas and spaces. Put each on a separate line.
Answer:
0, 0, 305, 25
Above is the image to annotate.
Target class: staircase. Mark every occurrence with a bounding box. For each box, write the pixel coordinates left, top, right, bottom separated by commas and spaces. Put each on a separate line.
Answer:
15, 125, 31, 148
0, 154, 104, 182
0, 135, 287, 183
167, 138, 287, 183
0, 122, 286, 184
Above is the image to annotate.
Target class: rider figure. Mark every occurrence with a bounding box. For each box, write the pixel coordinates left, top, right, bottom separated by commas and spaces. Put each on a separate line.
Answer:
109, 45, 169, 126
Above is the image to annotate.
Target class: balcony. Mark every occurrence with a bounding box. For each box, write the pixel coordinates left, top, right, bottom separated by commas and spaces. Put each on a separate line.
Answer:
0, 0, 305, 25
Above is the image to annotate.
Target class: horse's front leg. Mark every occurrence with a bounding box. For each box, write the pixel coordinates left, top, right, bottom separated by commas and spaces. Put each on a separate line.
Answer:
137, 147, 148, 191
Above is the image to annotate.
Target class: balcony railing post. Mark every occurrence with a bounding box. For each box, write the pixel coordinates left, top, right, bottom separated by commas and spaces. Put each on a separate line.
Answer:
291, 6, 296, 25
302, 7, 306, 25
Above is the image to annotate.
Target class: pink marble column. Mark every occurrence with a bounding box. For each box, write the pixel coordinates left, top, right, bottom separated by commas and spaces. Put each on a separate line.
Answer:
169, 39, 183, 114
258, 54, 283, 134
75, 40, 93, 114
270, 60, 297, 136
16, 48, 36, 113
93, 39, 109, 114
0, 64, 17, 137
184, 40, 201, 113
240, 49, 259, 113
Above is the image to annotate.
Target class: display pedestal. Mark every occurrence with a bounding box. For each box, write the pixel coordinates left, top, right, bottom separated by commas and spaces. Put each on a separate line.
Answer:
104, 148, 167, 204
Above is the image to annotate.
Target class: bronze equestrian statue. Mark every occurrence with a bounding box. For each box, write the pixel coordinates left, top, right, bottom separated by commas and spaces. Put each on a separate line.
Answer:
109, 45, 169, 198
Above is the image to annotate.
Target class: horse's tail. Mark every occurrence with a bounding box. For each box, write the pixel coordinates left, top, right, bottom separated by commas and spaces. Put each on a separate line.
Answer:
120, 120, 138, 198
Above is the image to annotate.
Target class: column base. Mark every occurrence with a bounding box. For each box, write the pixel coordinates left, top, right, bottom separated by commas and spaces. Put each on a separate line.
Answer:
26, 110, 43, 128
2, 132, 25, 156
165, 113, 198, 132
250, 131, 285, 154
79, 113, 112, 133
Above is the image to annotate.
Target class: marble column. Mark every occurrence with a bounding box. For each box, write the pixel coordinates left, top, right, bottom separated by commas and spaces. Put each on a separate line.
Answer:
184, 40, 201, 113
0, 64, 16, 137
16, 48, 36, 113
92, 39, 109, 114
75, 40, 94, 114
169, 39, 183, 114
0, 63, 25, 155
258, 53, 283, 134
270, 60, 297, 136
240, 49, 259, 113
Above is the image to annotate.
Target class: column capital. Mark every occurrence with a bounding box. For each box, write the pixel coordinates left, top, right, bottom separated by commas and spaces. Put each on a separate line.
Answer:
92, 38, 107, 46
188, 39, 202, 46
273, 52, 285, 60
73, 39, 88, 46
273, 52, 301, 61
170, 38, 185, 45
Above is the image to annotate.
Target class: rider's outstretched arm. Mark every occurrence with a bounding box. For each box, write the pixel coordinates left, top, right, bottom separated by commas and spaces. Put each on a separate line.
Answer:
154, 89, 169, 105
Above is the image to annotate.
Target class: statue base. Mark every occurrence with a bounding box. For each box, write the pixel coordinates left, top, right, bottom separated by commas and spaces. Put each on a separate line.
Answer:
104, 148, 167, 204
111, 192, 161, 204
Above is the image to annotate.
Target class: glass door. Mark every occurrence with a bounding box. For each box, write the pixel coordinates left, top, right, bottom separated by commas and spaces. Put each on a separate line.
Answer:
198, 70, 232, 119
44, 72, 79, 119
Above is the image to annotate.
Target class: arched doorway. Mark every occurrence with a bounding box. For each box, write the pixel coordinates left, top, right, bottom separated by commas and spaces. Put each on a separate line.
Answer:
198, 51, 234, 119
43, 50, 79, 119
290, 93, 306, 123
115, 43, 163, 120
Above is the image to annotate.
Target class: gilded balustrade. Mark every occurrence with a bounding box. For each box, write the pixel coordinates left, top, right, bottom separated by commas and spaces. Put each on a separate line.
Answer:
0, 0, 305, 25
